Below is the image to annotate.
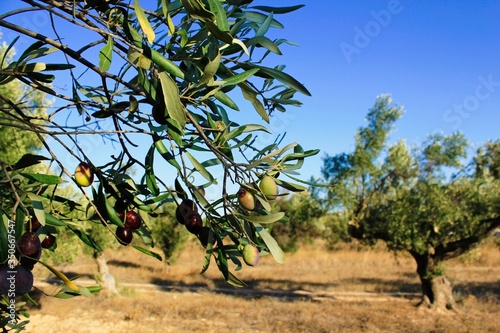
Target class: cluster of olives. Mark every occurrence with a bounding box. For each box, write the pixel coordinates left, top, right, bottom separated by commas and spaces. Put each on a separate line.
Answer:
0, 217, 56, 296
114, 198, 142, 246
237, 176, 279, 211
236, 175, 280, 267
175, 199, 214, 247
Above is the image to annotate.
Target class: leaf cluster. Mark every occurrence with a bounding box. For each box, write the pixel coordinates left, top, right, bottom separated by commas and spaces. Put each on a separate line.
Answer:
321, 95, 500, 262
0, 0, 318, 300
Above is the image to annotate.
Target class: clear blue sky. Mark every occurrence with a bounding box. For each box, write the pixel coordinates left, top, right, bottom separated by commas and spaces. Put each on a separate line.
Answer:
263, 0, 500, 180
2, 0, 500, 184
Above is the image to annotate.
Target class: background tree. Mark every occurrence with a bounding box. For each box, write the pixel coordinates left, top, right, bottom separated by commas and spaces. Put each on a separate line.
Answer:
0, 41, 49, 164
321, 95, 500, 310
147, 202, 189, 265
270, 192, 325, 252
0, 1, 318, 330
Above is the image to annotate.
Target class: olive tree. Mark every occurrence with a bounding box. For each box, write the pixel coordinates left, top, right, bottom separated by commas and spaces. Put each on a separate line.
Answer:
321, 95, 500, 310
0, 1, 317, 330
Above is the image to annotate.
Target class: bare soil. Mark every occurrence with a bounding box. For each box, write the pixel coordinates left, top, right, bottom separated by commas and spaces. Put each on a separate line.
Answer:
23, 239, 500, 332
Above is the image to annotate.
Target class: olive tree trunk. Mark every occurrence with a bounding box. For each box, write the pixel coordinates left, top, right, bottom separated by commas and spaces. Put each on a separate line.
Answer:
93, 251, 118, 295
410, 251, 456, 310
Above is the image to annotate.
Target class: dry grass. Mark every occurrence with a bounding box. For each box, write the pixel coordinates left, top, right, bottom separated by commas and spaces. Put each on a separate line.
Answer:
24, 238, 500, 333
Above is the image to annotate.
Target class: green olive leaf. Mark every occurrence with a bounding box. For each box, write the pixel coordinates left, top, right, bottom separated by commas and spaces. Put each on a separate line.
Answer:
134, 0, 155, 44
158, 71, 186, 129
99, 36, 113, 72
256, 224, 285, 264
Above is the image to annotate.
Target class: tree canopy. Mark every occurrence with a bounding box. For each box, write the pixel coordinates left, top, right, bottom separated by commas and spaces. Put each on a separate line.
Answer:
321, 95, 500, 309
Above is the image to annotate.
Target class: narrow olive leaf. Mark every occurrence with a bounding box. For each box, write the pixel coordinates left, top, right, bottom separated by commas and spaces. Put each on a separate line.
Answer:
0, 216, 8, 263
129, 95, 138, 113
38, 260, 80, 292
67, 225, 103, 252
78, 86, 107, 104
44, 213, 66, 227
166, 14, 175, 35
226, 270, 247, 288
246, 36, 282, 55
222, 68, 259, 86
13, 154, 50, 170
133, 246, 163, 261
111, 102, 130, 113
14, 209, 25, 241
145, 144, 160, 196
216, 247, 229, 280
72, 83, 84, 115
86, 286, 103, 294
53, 289, 80, 299
256, 11, 273, 37
158, 71, 186, 128
214, 90, 239, 110
238, 11, 284, 29
241, 85, 269, 123
257, 224, 285, 264
251, 4, 305, 14
242, 64, 311, 96
91, 110, 112, 119
280, 148, 320, 164
181, 0, 215, 22
228, 133, 252, 150
274, 178, 307, 192
200, 247, 212, 274
21, 173, 61, 185
231, 38, 249, 56
206, 0, 229, 32
70, 285, 92, 298
136, 221, 155, 247
12, 62, 46, 73
19, 40, 55, 62
239, 212, 285, 224
3, 36, 20, 65
199, 50, 221, 85
154, 138, 181, 170
222, 124, 270, 144
104, 195, 124, 227
27, 72, 55, 83
161, 0, 169, 19
99, 36, 113, 72
134, 0, 155, 44
241, 124, 272, 134
185, 151, 216, 183
26, 193, 46, 226
150, 49, 184, 78
124, 21, 143, 47
42, 64, 76, 71
175, 178, 187, 199
167, 118, 184, 147
253, 193, 272, 212
127, 49, 152, 70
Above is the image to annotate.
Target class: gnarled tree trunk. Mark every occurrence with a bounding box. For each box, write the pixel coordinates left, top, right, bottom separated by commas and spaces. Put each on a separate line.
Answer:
93, 251, 118, 295
410, 251, 456, 311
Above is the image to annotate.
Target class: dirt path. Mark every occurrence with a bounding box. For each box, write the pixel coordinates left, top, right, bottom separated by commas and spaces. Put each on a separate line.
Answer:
37, 278, 420, 302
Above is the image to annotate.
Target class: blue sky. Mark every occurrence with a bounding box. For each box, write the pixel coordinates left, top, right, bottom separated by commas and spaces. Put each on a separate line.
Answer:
1, 0, 499, 185
267, 0, 500, 180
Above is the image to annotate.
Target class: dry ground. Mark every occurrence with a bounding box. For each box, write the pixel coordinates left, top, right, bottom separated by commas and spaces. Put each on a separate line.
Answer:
21, 239, 500, 332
